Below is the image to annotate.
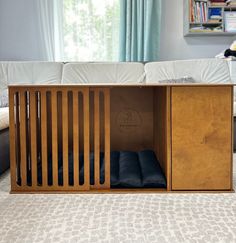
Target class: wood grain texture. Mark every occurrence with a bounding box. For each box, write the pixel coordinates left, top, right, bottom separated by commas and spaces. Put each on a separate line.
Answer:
94, 90, 100, 188
171, 86, 232, 190
104, 88, 111, 189
89, 88, 111, 190
73, 91, 79, 186
83, 89, 90, 189
19, 90, 27, 187
30, 91, 37, 188
110, 87, 153, 151
62, 91, 69, 187
15, 93, 21, 186
153, 87, 171, 191
41, 90, 48, 187
51, 91, 58, 187
166, 87, 172, 191
9, 89, 17, 190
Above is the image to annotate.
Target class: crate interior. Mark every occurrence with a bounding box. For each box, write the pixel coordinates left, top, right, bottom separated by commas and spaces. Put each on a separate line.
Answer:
13, 87, 168, 190
109, 87, 168, 189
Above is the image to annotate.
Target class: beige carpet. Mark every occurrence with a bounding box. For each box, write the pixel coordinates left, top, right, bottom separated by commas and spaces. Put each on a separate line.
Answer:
0, 157, 236, 243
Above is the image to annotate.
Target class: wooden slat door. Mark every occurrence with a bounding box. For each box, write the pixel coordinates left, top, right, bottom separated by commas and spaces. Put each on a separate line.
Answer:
171, 86, 233, 191
9, 86, 111, 193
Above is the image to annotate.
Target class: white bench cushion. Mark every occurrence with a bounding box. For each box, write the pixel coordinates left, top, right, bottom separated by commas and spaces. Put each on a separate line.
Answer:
62, 63, 145, 84
0, 107, 9, 130
0, 63, 8, 91
0, 63, 9, 108
145, 59, 231, 84
0, 62, 7, 90
8, 62, 63, 85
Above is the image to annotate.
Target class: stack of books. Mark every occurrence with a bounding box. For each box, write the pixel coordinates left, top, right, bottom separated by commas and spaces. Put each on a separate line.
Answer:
211, 0, 236, 6
208, 7, 222, 22
190, 0, 208, 23
210, 0, 226, 6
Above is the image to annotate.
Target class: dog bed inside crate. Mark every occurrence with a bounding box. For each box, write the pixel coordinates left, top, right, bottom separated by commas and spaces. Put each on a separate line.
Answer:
18, 150, 167, 189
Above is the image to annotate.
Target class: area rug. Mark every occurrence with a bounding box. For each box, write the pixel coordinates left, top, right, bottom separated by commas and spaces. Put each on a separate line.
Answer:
0, 158, 235, 243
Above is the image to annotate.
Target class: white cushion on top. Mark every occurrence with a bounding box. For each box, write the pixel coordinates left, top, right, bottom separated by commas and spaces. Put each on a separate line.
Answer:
0, 62, 8, 91
0, 107, 9, 130
145, 59, 231, 84
8, 62, 63, 85
62, 63, 145, 84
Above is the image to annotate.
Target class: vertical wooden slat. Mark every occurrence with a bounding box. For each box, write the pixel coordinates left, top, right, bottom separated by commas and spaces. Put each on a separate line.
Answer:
41, 91, 48, 187
15, 93, 21, 184
9, 89, 17, 190
104, 89, 110, 188
73, 91, 79, 186
36, 93, 41, 166
30, 91, 37, 187
51, 91, 58, 187
19, 90, 27, 187
94, 91, 100, 187
62, 90, 69, 187
166, 87, 172, 191
83, 89, 90, 188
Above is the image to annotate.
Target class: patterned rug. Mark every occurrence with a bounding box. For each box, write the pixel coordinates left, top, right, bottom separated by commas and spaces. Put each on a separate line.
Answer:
0, 157, 235, 243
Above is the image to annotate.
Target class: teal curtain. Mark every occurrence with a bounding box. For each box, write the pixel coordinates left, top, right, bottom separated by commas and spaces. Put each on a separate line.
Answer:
119, 0, 162, 62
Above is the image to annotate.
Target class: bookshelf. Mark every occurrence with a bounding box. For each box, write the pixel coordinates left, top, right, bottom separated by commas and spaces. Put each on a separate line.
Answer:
184, 0, 236, 36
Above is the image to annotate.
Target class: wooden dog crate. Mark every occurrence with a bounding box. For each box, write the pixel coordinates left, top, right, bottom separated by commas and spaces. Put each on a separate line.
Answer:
9, 84, 234, 193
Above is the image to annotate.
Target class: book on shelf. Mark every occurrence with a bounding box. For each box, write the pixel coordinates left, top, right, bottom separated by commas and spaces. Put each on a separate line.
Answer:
190, 0, 208, 22
210, 0, 236, 6
210, 0, 225, 3
190, 25, 223, 32
210, 2, 226, 5
208, 7, 222, 22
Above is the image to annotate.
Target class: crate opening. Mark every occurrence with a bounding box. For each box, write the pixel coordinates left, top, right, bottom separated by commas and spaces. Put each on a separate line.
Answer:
12, 87, 168, 191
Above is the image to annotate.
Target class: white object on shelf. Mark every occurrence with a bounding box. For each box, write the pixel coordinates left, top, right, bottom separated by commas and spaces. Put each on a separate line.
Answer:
225, 11, 236, 32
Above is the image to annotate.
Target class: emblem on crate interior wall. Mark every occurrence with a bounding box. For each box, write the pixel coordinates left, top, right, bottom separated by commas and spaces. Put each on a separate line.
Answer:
116, 109, 142, 133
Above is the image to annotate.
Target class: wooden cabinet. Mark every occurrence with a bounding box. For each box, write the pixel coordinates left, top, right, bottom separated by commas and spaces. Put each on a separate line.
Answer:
171, 86, 233, 191
9, 84, 233, 193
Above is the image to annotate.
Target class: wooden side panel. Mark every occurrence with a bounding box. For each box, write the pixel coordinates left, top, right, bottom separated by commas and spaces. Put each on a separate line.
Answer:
171, 86, 232, 191
110, 87, 153, 151
154, 87, 171, 191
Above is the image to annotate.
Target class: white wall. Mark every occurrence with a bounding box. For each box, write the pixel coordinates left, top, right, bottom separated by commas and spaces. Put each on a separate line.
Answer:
0, 0, 44, 61
159, 0, 235, 61
0, 0, 235, 61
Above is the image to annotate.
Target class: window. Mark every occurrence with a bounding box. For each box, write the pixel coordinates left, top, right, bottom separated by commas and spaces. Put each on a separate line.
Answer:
63, 0, 120, 61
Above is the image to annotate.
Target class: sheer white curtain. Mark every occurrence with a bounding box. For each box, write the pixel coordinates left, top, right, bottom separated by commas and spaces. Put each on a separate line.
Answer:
37, 0, 64, 61
37, 0, 119, 62
63, 0, 120, 62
